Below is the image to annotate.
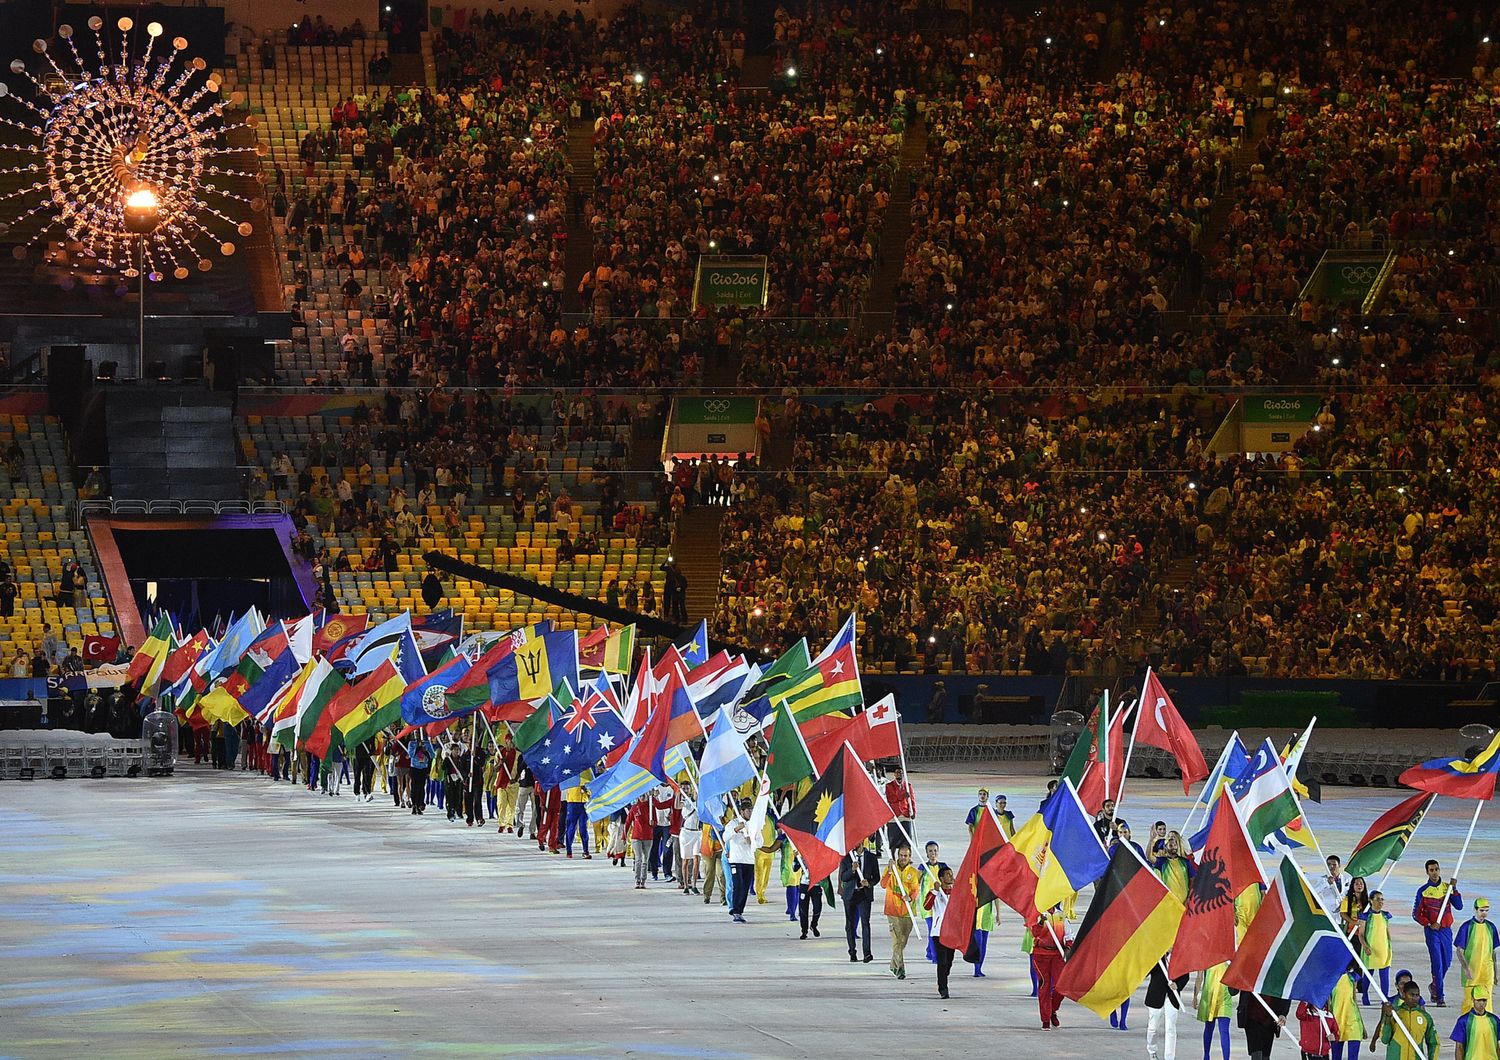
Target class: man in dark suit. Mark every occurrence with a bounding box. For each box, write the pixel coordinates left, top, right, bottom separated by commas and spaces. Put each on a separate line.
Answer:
840, 840, 879, 963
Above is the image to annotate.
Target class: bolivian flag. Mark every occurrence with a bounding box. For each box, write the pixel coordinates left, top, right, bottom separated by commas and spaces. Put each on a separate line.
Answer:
332, 659, 408, 750
1057, 846, 1185, 1017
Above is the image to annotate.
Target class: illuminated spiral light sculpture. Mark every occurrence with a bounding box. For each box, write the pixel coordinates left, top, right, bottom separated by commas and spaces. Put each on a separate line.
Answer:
0, 15, 265, 282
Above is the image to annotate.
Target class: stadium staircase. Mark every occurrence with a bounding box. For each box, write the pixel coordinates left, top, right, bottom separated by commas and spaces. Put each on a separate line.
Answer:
858, 112, 927, 332
1128, 555, 1195, 639
226, 122, 283, 318
1174, 108, 1273, 312
103, 389, 242, 502
387, 53, 427, 87
670, 506, 725, 622
0, 415, 115, 661
563, 118, 597, 315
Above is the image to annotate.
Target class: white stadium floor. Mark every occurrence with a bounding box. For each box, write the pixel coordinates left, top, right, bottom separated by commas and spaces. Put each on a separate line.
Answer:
0, 764, 1487, 1058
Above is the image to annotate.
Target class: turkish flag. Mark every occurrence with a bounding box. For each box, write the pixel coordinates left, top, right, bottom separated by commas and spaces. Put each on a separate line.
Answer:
1134, 670, 1208, 794
83, 635, 120, 664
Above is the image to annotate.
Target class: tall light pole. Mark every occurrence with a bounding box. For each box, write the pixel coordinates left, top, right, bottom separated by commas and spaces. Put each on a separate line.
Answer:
122, 186, 161, 381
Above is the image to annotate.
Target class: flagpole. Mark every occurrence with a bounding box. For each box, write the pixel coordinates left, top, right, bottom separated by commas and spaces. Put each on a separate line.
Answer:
1181, 735, 1236, 835
1288, 852, 1431, 1060
1373, 797, 1433, 895
1117, 676, 1145, 811
889, 818, 929, 941
1275, 771, 1327, 861
1434, 799, 1482, 928
1101, 690, 1112, 811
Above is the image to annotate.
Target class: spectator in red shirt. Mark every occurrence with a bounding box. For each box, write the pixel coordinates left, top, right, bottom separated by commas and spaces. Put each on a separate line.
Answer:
884, 768, 915, 853
626, 796, 654, 889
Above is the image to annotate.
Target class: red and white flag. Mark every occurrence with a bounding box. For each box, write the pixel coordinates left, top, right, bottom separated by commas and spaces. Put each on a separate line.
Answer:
1134, 669, 1209, 794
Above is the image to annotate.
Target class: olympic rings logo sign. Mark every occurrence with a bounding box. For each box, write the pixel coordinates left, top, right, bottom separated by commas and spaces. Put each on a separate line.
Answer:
1339, 266, 1377, 283
703, 399, 731, 413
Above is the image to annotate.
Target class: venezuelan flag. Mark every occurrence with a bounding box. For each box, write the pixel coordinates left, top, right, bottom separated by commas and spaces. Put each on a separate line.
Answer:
1399, 732, 1500, 800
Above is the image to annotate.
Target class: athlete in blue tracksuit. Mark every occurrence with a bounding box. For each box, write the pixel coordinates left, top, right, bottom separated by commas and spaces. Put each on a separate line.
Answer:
1414, 858, 1463, 1006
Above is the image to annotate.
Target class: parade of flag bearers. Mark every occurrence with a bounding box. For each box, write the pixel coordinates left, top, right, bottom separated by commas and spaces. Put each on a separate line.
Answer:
57, 599, 1494, 1057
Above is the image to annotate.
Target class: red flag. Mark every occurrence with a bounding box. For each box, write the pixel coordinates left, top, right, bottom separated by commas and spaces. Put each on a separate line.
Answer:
940, 808, 1005, 957
805, 695, 903, 771
1168, 790, 1265, 978
1077, 702, 1128, 813
82, 635, 120, 665
978, 822, 1042, 918
1135, 670, 1208, 794
311, 613, 369, 656
776, 744, 895, 884
160, 630, 210, 689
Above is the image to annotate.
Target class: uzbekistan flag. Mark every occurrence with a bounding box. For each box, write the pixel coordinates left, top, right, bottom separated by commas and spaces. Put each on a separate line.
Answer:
1343, 791, 1434, 879
1399, 731, 1500, 800
1057, 846, 1184, 1017
1223, 856, 1351, 1004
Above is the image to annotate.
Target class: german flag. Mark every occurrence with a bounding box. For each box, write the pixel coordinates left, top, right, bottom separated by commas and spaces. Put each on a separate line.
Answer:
1057, 846, 1184, 1017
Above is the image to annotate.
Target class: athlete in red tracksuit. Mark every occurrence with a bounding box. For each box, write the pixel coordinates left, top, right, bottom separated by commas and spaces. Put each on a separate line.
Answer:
1030, 908, 1072, 1029
537, 784, 563, 853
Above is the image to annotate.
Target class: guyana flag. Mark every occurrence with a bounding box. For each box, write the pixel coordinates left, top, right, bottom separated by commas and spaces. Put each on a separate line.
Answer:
1344, 791, 1434, 879
332, 659, 408, 750
127, 614, 176, 694
1057, 846, 1185, 1017
775, 615, 863, 724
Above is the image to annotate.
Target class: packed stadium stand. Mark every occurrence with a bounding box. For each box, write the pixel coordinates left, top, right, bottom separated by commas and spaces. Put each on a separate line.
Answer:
0, 415, 115, 667
3, 0, 1497, 689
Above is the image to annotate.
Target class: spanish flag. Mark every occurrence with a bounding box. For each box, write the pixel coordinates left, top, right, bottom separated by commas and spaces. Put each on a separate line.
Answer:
1057, 846, 1184, 1018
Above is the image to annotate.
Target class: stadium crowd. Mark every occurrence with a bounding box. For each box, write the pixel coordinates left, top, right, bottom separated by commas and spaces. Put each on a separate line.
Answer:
236, 1, 1500, 681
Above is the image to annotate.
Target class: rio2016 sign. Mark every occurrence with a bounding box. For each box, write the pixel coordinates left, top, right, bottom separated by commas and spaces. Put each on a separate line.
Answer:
693, 256, 769, 309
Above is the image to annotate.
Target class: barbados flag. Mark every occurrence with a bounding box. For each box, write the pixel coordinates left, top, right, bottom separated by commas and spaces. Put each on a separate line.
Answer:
488, 630, 578, 708
1400, 731, 1500, 800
